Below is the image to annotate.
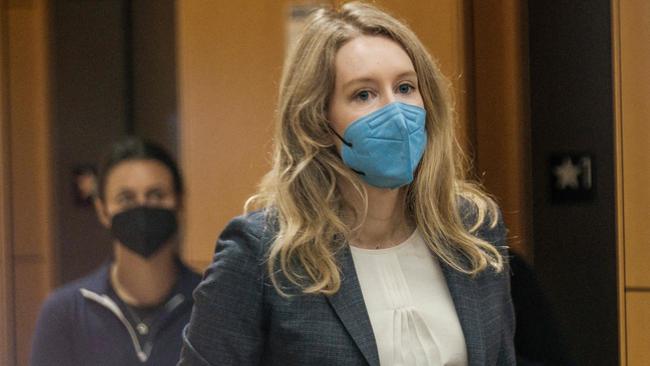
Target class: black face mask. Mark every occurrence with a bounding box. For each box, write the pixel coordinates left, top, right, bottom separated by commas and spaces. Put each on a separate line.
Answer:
110, 206, 178, 258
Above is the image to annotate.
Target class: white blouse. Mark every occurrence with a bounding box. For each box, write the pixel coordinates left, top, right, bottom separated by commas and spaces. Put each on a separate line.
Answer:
350, 230, 467, 366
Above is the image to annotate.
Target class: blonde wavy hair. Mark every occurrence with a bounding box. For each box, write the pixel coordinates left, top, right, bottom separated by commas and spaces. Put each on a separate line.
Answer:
246, 1, 504, 295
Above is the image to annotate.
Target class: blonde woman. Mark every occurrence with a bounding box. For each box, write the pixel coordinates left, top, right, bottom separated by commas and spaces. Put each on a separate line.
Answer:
180, 2, 514, 365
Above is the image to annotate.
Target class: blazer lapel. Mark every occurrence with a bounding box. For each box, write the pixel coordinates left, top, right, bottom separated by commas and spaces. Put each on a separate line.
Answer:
326, 246, 380, 366
440, 262, 486, 366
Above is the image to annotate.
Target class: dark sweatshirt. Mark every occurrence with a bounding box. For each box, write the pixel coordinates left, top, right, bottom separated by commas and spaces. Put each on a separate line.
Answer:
30, 260, 201, 366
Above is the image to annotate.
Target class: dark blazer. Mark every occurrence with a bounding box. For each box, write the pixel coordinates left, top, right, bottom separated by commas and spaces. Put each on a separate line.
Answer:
178, 209, 515, 366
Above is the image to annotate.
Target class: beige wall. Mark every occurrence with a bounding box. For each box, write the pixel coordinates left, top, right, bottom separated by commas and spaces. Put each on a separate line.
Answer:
615, 0, 650, 364
177, 1, 286, 269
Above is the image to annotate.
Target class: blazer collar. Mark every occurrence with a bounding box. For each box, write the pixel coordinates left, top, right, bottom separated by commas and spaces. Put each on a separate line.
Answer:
440, 261, 486, 366
326, 245, 380, 366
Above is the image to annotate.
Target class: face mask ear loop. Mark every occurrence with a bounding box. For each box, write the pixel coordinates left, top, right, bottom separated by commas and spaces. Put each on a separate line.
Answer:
327, 124, 353, 147
326, 124, 366, 176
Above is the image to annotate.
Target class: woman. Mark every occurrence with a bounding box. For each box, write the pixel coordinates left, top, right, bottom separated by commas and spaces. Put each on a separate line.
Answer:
180, 2, 514, 365
31, 137, 201, 366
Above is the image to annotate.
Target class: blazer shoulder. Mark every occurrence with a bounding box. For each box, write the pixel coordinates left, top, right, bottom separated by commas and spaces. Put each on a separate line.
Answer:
221, 209, 277, 243
209, 209, 279, 278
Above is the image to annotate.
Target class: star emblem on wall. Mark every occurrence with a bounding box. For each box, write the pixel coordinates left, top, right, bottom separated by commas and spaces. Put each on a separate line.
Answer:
553, 158, 580, 189
549, 154, 595, 203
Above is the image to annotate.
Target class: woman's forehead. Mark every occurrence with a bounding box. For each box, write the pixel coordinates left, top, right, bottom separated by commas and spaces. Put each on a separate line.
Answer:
334, 35, 415, 84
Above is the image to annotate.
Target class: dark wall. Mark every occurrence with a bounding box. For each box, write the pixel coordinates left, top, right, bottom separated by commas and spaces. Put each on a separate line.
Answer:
51, 0, 177, 284
131, 0, 177, 153
51, 0, 127, 283
528, 0, 618, 364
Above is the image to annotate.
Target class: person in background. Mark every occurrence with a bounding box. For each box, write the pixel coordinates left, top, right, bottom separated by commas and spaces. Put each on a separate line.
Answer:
31, 136, 201, 366
510, 252, 575, 365
179, 2, 515, 365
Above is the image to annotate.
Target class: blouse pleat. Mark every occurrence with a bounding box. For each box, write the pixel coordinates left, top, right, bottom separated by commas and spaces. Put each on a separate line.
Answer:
350, 230, 467, 366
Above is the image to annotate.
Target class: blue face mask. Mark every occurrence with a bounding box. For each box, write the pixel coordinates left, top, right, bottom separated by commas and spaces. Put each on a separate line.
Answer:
331, 102, 427, 189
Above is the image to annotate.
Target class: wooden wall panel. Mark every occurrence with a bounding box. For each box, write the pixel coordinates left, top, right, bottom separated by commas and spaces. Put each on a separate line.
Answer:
620, 0, 650, 289
0, 1, 16, 364
472, 0, 531, 262
626, 292, 650, 365
615, 0, 650, 363
13, 258, 50, 366
7, 1, 54, 364
8, 1, 53, 258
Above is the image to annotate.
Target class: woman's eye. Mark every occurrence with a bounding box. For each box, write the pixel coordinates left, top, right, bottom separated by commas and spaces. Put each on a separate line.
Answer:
397, 83, 414, 94
354, 90, 371, 101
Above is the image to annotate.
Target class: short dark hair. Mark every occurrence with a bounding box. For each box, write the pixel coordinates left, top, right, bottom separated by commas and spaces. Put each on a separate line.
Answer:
97, 136, 183, 200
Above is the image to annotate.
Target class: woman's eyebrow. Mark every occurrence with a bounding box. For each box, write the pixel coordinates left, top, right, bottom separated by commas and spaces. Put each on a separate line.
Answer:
341, 77, 377, 91
395, 70, 417, 79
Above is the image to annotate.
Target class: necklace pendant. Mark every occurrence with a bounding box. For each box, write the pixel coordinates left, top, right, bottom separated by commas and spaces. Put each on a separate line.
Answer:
136, 323, 149, 335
